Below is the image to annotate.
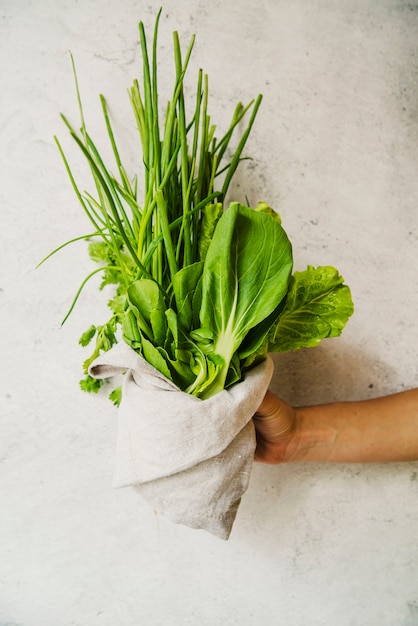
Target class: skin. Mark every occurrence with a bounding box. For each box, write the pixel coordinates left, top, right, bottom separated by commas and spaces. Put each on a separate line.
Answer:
253, 388, 418, 464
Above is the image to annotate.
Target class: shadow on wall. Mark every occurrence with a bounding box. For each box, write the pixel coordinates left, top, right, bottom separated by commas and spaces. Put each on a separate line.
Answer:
242, 452, 415, 559
269, 339, 397, 407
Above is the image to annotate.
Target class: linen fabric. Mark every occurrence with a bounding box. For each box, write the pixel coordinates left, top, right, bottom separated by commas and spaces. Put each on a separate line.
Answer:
89, 342, 274, 539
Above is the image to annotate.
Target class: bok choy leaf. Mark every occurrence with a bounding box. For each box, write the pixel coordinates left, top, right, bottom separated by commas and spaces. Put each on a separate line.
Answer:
196, 202, 293, 398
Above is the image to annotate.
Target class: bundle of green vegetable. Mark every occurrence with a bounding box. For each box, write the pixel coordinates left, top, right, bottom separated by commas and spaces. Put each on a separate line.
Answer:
44, 11, 353, 403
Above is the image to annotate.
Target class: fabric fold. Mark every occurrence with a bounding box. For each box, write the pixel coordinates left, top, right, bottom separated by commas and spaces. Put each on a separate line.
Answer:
90, 342, 273, 539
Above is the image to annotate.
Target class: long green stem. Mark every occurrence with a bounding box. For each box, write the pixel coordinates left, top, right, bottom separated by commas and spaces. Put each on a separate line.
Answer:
54, 12, 264, 399
61, 265, 122, 326
173, 30, 195, 267
37, 232, 102, 268
221, 94, 263, 197
67, 131, 151, 278
155, 189, 178, 282
54, 134, 101, 234
142, 191, 221, 268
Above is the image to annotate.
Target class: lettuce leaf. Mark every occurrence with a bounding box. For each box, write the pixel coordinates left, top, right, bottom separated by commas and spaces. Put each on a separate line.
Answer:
267, 265, 354, 352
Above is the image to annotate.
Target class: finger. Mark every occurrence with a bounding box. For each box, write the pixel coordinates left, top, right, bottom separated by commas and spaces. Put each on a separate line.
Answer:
254, 390, 278, 417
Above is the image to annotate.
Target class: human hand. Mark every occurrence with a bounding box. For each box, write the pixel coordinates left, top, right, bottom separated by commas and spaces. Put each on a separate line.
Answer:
253, 390, 298, 464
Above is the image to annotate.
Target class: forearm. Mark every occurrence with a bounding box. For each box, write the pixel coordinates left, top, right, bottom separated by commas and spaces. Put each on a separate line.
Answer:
283, 389, 418, 463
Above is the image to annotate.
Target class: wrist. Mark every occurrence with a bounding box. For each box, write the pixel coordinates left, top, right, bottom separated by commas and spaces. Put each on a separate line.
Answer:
278, 407, 330, 463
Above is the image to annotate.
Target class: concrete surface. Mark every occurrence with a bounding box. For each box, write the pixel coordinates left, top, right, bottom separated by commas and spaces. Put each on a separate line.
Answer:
1, 1, 418, 624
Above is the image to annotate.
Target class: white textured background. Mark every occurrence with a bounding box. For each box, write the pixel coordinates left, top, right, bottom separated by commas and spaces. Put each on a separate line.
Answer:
1, 1, 418, 624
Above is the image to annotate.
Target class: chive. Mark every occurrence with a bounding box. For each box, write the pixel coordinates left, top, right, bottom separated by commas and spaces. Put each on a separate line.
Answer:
47, 11, 263, 385
36, 232, 102, 268
61, 265, 122, 326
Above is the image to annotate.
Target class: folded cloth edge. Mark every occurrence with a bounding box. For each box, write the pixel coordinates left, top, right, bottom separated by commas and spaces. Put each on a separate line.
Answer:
95, 345, 274, 484
88, 342, 275, 539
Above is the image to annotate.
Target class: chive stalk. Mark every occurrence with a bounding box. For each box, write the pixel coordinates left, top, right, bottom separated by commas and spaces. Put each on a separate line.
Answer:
45, 12, 263, 397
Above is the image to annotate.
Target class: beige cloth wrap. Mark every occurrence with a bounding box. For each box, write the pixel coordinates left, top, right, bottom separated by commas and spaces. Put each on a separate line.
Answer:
89, 342, 274, 540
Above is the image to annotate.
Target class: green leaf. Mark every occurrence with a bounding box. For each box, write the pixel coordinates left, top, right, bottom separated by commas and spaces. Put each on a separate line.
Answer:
168, 349, 196, 388
141, 335, 172, 380
225, 352, 242, 387
109, 386, 122, 406
88, 241, 110, 263
198, 203, 223, 261
197, 202, 293, 396
165, 308, 180, 348
254, 201, 282, 223
98, 318, 118, 350
185, 348, 222, 397
150, 306, 167, 346
107, 294, 127, 317
79, 325, 97, 347
201, 203, 293, 344
122, 308, 144, 346
100, 266, 121, 289
124, 279, 168, 347
268, 265, 354, 353
80, 375, 103, 393
191, 274, 203, 329
127, 279, 165, 326
172, 261, 204, 330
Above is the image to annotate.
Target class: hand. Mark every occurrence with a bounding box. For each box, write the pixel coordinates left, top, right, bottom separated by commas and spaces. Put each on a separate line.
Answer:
253, 390, 298, 463
254, 387, 418, 464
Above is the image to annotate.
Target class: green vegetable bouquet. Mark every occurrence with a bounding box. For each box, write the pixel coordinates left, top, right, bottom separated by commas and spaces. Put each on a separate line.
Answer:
43, 12, 354, 538
44, 11, 353, 404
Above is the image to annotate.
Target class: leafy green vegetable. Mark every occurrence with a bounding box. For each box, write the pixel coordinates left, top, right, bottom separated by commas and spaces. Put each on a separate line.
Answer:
79, 375, 103, 394
122, 202, 353, 400
267, 265, 354, 351
196, 202, 293, 397
42, 11, 354, 402
109, 386, 122, 407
